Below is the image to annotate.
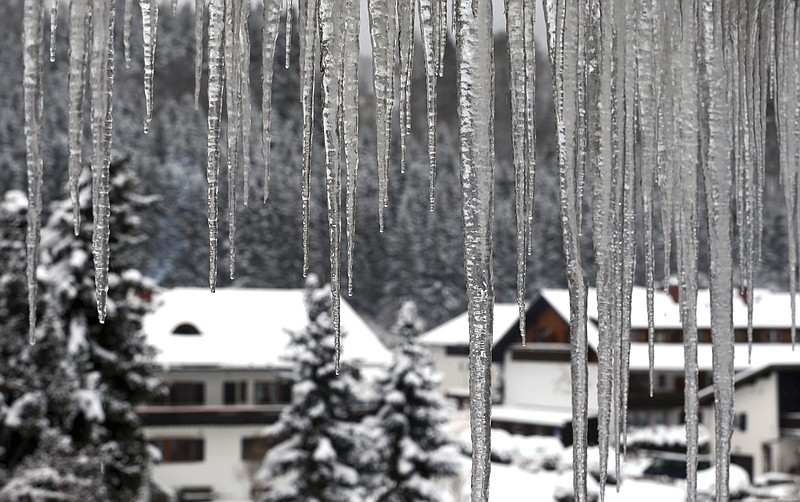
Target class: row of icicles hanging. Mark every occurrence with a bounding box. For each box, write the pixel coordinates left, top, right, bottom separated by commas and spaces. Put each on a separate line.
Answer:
20, 0, 800, 502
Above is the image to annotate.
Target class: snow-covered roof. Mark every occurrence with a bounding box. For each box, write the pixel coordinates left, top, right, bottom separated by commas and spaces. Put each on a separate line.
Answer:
143, 288, 391, 369
544, 286, 800, 331
491, 405, 592, 427
697, 360, 800, 402
423, 287, 799, 372
628, 342, 800, 372
419, 303, 522, 347
542, 287, 800, 371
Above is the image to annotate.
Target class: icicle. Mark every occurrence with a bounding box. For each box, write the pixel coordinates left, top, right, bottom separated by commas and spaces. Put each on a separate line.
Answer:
635, 0, 657, 396
523, 0, 536, 258
505, 0, 533, 344
124, 0, 133, 67
49, 0, 57, 62
285, 0, 292, 68
436, 0, 447, 76
89, 0, 115, 324
68, 0, 90, 236
368, 0, 397, 232
319, 0, 343, 373
656, 0, 677, 290
194, 0, 205, 109
23, 0, 44, 344
676, 0, 700, 493
618, 0, 637, 466
455, 0, 495, 498
207, 0, 226, 292
342, 0, 360, 295
299, 0, 319, 277
140, 0, 159, 134
776, 0, 799, 349
397, 0, 414, 174
240, 0, 253, 206
699, 0, 736, 499
544, 0, 589, 499
587, 0, 614, 495
225, 0, 241, 279
418, 0, 438, 210
261, 0, 282, 202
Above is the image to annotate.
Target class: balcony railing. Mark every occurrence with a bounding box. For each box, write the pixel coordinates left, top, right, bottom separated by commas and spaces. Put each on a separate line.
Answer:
135, 405, 285, 427
780, 412, 800, 436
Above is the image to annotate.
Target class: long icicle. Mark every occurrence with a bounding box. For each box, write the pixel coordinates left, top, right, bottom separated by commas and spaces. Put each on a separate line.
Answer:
455, 0, 495, 499
319, 0, 343, 373
261, 0, 282, 203
588, 0, 613, 495
418, 0, 439, 210
299, 0, 319, 277
23, 0, 44, 344
677, 0, 701, 497
207, 0, 226, 292
68, 0, 90, 236
224, 0, 241, 279
699, 0, 736, 498
397, 0, 414, 174
368, 0, 397, 231
342, 0, 360, 295
240, 0, 253, 206
544, 0, 590, 499
90, 0, 115, 324
506, 0, 531, 345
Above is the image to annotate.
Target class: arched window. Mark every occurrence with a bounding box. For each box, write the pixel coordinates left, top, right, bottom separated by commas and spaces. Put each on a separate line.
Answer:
172, 323, 201, 335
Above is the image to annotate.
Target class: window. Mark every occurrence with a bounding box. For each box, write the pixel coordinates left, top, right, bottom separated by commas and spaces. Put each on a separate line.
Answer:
223, 381, 248, 405
241, 436, 272, 461
735, 413, 747, 432
152, 382, 205, 406
151, 438, 205, 463
172, 323, 201, 335
254, 380, 291, 404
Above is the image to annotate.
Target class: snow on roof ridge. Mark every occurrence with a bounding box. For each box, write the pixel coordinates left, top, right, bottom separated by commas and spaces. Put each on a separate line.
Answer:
419, 303, 521, 347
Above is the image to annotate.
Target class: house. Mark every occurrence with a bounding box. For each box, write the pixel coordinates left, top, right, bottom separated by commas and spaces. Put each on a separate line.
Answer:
699, 362, 800, 479
139, 288, 391, 502
421, 287, 799, 453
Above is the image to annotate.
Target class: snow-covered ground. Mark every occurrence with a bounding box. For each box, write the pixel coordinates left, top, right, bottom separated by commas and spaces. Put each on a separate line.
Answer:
445, 457, 688, 502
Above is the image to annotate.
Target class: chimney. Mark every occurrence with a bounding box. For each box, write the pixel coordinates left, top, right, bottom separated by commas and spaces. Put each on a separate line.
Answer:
668, 284, 680, 303
738, 286, 748, 304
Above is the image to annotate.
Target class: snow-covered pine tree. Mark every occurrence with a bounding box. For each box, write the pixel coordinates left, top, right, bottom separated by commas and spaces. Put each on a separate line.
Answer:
36, 159, 162, 501
254, 275, 375, 502
0, 190, 107, 500
369, 301, 458, 502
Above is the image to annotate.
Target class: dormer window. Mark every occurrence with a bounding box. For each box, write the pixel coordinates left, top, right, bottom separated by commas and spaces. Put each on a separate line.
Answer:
172, 323, 201, 335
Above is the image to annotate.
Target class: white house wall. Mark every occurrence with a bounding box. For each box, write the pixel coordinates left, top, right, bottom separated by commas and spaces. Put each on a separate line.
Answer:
147, 425, 265, 501
428, 346, 502, 399
702, 371, 779, 477
504, 358, 599, 414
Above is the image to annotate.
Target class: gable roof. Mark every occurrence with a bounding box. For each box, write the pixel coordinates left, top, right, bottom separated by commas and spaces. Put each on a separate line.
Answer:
143, 288, 391, 369
419, 303, 522, 347
420, 287, 800, 372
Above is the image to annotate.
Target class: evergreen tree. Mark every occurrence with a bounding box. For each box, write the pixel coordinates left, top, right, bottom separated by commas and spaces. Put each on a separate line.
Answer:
35, 159, 162, 501
255, 275, 374, 502
0, 190, 107, 500
370, 301, 458, 502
